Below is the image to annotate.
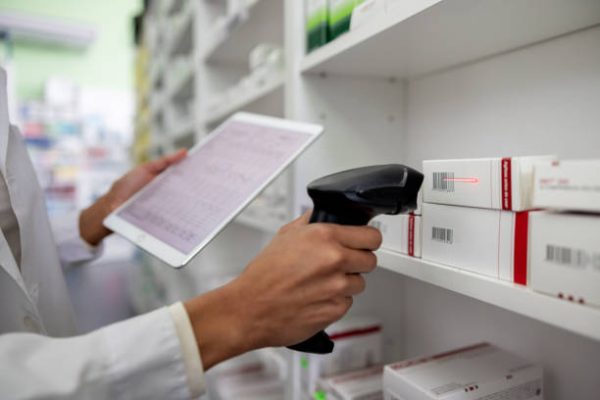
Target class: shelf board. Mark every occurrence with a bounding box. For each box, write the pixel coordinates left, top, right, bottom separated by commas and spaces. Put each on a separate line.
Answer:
203, 0, 283, 65
376, 250, 600, 342
204, 73, 284, 126
302, 0, 600, 78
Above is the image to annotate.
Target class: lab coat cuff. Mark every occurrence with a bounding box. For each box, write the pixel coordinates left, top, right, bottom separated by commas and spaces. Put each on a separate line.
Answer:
168, 302, 205, 398
104, 307, 195, 399
50, 210, 104, 266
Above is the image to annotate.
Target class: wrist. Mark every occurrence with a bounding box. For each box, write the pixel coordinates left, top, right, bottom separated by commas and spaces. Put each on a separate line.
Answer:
79, 194, 113, 246
184, 282, 255, 370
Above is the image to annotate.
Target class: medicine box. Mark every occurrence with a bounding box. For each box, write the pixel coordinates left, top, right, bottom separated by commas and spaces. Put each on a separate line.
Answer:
423, 156, 555, 211
533, 159, 600, 213
383, 343, 543, 400
316, 365, 383, 400
296, 316, 383, 399
306, 0, 329, 52
371, 214, 422, 258
349, 0, 385, 31
329, 0, 364, 40
421, 203, 532, 284
529, 212, 600, 308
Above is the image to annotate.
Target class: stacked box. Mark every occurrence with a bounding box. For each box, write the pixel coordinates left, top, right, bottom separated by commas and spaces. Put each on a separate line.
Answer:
422, 203, 533, 284
529, 159, 600, 308
423, 156, 555, 211
371, 214, 422, 258
533, 159, 600, 213
421, 156, 553, 284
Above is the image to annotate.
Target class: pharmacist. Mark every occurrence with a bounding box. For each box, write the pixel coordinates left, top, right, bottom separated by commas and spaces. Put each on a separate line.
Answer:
0, 68, 381, 399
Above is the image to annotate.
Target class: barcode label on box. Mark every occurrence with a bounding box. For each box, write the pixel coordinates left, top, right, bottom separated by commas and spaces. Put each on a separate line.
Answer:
432, 172, 455, 192
432, 227, 453, 244
545, 245, 588, 269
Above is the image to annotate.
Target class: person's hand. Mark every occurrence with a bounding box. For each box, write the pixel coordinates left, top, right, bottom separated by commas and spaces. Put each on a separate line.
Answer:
79, 149, 187, 246
184, 212, 382, 369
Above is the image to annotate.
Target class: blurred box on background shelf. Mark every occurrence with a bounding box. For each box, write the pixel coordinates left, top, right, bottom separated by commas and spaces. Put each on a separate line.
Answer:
529, 212, 600, 308
423, 156, 555, 211
421, 203, 533, 285
295, 316, 382, 400
329, 0, 365, 40
305, 0, 329, 52
371, 214, 421, 258
383, 343, 543, 400
349, 0, 384, 31
209, 351, 285, 400
316, 365, 383, 400
533, 159, 600, 213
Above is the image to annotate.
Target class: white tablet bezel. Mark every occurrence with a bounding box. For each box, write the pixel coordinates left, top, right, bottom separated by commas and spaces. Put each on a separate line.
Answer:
104, 112, 323, 268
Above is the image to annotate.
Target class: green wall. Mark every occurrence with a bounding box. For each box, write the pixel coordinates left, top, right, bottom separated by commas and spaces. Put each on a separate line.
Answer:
0, 0, 141, 100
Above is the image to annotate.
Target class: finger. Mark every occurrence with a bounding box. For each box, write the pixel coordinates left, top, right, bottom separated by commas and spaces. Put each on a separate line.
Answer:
339, 249, 378, 274
165, 148, 188, 164
144, 149, 187, 174
339, 273, 366, 297
329, 225, 382, 250
278, 210, 312, 234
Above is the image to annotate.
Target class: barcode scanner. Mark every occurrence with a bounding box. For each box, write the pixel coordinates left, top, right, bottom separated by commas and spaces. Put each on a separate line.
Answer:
287, 164, 424, 354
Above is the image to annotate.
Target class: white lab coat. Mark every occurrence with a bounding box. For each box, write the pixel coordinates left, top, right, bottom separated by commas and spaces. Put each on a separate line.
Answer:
0, 70, 200, 399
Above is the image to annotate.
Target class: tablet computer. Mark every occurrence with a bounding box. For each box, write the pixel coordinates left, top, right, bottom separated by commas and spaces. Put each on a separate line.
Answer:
104, 112, 323, 267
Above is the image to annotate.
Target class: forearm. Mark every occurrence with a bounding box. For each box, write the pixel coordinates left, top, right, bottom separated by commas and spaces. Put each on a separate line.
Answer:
184, 282, 255, 370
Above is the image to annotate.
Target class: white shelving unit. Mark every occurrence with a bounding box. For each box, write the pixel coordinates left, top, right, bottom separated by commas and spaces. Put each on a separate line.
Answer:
138, 0, 600, 398
377, 250, 600, 342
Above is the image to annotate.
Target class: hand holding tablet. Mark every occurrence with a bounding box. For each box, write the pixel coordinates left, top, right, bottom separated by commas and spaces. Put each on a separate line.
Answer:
104, 113, 323, 267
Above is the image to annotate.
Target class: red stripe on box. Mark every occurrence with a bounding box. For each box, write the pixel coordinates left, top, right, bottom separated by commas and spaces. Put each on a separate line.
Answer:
501, 157, 512, 210
408, 214, 415, 257
514, 212, 529, 285
329, 326, 381, 341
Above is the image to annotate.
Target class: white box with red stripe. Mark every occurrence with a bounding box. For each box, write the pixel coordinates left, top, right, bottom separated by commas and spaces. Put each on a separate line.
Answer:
423, 156, 555, 211
371, 214, 422, 258
383, 343, 543, 400
529, 212, 600, 309
533, 159, 600, 213
421, 203, 533, 284
295, 316, 383, 400
315, 365, 383, 400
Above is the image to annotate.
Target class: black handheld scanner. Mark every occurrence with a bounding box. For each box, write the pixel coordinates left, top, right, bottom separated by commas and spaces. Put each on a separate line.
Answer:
287, 164, 424, 354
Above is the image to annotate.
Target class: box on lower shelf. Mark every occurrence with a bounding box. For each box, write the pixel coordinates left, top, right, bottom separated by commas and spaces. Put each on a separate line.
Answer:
383, 343, 543, 400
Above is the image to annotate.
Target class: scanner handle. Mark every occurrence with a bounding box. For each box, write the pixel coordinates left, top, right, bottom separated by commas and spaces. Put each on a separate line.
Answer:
286, 207, 371, 354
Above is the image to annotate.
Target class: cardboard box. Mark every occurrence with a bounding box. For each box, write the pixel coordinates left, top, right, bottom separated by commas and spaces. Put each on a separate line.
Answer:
296, 316, 383, 399
533, 159, 600, 213
421, 203, 532, 284
529, 212, 600, 308
423, 156, 555, 211
383, 343, 543, 400
316, 365, 383, 400
371, 214, 422, 258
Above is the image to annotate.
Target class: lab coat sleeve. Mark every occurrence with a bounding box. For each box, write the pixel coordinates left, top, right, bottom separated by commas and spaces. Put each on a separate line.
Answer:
0, 306, 205, 399
50, 210, 104, 266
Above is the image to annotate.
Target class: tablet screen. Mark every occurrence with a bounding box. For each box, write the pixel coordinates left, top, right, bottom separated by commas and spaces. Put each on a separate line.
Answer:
117, 118, 314, 254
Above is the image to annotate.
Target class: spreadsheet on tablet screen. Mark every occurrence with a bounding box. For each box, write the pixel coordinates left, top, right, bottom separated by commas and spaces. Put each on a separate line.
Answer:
117, 119, 312, 253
